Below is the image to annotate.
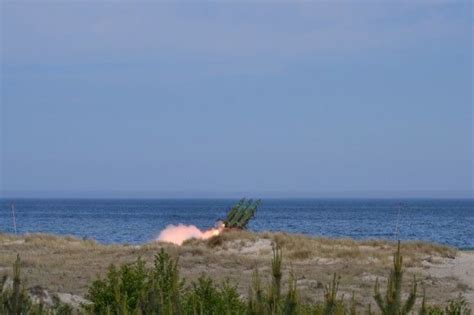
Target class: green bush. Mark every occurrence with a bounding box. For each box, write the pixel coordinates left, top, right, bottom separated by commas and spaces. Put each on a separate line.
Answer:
373, 241, 417, 315
85, 259, 149, 314
0, 255, 33, 314
182, 276, 245, 315
85, 249, 245, 315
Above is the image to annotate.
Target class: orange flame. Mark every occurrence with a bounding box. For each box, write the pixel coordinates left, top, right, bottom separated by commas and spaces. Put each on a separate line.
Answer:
156, 222, 224, 245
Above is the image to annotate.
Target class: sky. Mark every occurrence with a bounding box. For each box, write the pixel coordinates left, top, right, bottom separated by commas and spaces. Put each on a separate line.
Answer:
0, 1, 472, 198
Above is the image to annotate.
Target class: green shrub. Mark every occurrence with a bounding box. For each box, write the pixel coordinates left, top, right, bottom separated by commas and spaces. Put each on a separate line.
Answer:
182, 276, 245, 314
0, 254, 33, 314
86, 260, 149, 314
374, 241, 417, 315
419, 293, 471, 315
86, 250, 180, 314
445, 295, 471, 315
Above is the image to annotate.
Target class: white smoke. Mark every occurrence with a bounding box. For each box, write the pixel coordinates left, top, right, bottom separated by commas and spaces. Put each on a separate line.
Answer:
156, 223, 223, 245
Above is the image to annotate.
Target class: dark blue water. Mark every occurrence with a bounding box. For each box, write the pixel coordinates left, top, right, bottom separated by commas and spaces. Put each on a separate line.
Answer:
0, 199, 472, 249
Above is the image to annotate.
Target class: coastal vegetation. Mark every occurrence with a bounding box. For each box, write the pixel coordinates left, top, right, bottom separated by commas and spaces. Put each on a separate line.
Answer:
0, 233, 471, 314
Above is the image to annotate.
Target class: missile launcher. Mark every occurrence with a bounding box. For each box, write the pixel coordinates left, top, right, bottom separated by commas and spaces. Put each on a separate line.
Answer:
223, 198, 261, 229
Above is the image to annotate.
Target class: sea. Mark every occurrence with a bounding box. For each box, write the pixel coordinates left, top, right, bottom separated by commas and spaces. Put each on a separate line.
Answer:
0, 198, 472, 249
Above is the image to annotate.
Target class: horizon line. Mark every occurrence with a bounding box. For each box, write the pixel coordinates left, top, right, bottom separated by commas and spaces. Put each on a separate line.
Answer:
1, 190, 473, 200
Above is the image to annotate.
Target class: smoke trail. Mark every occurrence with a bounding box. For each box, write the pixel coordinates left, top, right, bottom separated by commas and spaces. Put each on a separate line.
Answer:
156, 223, 222, 245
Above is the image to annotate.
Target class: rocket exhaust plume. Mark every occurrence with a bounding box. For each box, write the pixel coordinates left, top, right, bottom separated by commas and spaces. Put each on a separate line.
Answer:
157, 222, 224, 245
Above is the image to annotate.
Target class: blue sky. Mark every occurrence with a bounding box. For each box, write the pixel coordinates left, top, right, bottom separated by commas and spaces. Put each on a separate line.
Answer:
1, 1, 472, 198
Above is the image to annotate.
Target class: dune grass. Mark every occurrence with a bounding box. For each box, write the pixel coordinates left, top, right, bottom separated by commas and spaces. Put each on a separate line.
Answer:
0, 231, 465, 309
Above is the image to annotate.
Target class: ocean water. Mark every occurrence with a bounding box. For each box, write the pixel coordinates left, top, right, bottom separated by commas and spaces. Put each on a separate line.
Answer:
0, 198, 472, 249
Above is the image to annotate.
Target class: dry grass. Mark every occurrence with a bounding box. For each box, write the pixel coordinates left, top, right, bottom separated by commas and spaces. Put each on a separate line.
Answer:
0, 231, 468, 307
